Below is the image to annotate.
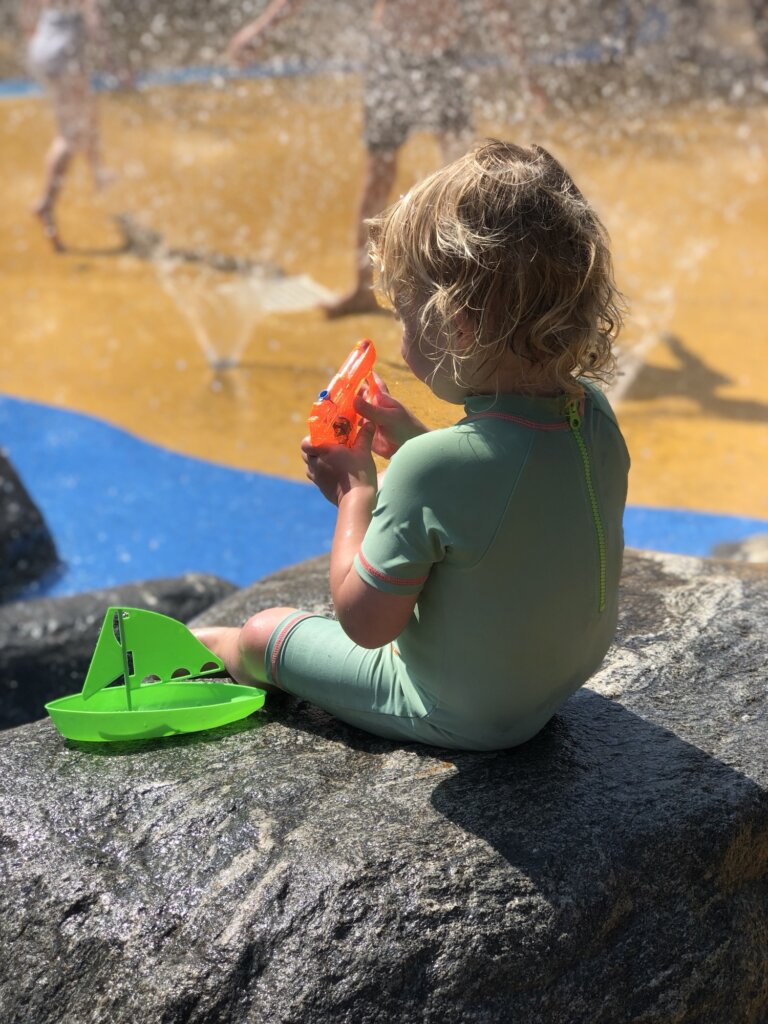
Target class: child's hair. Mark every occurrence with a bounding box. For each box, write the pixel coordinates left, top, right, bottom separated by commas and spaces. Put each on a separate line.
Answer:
368, 139, 625, 396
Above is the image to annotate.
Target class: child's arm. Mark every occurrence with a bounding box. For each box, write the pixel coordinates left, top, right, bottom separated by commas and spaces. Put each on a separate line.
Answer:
301, 427, 418, 649
226, 0, 304, 64
331, 488, 418, 648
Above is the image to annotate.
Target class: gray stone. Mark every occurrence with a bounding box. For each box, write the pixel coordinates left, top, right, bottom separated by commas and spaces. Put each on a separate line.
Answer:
0, 450, 58, 601
0, 549, 766, 1024
0, 573, 236, 730
712, 533, 768, 564
188, 553, 333, 627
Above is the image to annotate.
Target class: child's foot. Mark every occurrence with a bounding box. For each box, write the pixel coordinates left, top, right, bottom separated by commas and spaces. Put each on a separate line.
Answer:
321, 286, 382, 319
192, 627, 247, 683
32, 202, 65, 252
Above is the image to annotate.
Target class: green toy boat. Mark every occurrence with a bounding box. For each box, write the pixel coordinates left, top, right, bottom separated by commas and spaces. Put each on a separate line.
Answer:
45, 606, 266, 742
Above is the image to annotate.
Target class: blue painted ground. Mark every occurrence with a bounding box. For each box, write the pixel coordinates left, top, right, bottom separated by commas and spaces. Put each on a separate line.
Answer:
0, 394, 337, 598
2, 394, 766, 600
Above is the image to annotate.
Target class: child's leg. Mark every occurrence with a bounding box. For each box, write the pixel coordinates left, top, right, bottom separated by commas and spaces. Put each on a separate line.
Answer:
33, 74, 85, 250
79, 88, 114, 192
437, 128, 474, 166
193, 606, 300, 691
202, 612, 473, 747
322, 147, 398, 318
57, 74, 112, 191
33, 133, 72, 251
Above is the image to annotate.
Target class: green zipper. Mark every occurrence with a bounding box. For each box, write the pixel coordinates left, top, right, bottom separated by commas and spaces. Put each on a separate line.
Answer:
565, 400, 607, 613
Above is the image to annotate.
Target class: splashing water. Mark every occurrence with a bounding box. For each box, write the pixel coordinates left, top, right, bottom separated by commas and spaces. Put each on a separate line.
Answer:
155, 259, 335, 370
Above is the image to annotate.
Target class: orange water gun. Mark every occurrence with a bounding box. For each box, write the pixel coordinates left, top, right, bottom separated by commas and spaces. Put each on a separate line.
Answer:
308, 338, 379, 447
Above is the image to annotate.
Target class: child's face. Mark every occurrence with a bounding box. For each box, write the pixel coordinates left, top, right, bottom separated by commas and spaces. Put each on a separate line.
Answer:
396, 296, 469, 405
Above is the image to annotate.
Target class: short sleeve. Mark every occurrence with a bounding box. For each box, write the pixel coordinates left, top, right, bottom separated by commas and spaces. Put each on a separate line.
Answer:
354, 435, 448, 596
581, 379, 618, 425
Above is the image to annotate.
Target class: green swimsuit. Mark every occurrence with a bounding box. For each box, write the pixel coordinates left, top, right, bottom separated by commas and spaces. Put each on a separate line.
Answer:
265, 384, 630, 750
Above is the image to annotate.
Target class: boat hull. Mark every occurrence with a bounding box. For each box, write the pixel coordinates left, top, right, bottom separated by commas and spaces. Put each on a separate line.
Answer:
45, 681, 266, 742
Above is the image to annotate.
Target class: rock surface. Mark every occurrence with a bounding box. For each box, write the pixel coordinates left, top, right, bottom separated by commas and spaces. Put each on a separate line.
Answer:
188, 553, 333, 627
0, 550, 766, 1024
712, 532, 768, 563
0, 573, 236, 730
0, 450, 58, 601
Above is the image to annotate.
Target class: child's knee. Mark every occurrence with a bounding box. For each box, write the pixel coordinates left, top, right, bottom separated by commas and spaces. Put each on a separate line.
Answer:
238, 614, 271, 662
51, 134, 73, 160
238, 607, 299, 672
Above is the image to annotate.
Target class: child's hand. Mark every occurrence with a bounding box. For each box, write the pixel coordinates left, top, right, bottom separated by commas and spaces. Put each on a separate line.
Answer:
353, 374, 429, 459
301, 423, 378, 507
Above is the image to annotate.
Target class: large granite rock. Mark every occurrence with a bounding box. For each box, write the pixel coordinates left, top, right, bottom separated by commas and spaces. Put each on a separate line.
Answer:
188, 553, 333, 626
712, 533, 768, 563
0, 450, 58, 601
0, 550, 766, 1024
0, 573, 236, 730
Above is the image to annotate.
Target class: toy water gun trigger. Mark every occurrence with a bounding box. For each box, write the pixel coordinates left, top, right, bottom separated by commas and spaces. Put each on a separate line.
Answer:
307, 338, 379, 447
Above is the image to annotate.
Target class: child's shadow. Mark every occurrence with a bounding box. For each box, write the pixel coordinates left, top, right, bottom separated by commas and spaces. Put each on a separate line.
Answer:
429, 688, 763, 903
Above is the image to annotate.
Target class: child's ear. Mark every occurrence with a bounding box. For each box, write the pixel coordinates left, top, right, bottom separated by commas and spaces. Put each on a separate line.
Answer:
452, 309, 476, 350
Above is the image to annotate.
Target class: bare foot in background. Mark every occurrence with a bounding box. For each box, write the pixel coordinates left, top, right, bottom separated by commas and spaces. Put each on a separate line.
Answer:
322, 287, 382, 319
32, 202, 65, 252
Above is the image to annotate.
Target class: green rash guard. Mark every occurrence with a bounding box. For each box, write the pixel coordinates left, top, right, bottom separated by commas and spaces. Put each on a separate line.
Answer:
351, 382, 630, 745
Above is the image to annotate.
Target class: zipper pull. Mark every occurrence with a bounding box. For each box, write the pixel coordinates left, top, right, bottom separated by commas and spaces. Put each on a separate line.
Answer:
565, 400, 581, 430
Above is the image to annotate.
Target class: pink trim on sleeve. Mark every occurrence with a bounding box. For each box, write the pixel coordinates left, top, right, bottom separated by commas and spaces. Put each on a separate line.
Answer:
357, 549, 428, 587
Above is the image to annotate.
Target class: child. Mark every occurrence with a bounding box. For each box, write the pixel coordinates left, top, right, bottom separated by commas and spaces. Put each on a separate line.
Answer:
22, 0, 114, 251
196, 140, 630, 751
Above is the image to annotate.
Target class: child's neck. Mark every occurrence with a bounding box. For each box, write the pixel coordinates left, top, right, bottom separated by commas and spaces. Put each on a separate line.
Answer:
470, 354, 563, 398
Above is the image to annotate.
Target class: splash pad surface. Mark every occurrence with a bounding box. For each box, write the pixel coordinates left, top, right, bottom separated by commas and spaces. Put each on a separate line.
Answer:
1, 68, 767, 595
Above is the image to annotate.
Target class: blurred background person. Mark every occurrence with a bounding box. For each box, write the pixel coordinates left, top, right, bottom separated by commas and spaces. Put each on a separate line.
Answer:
227, 0, 545, 316
21, 0, 116, 251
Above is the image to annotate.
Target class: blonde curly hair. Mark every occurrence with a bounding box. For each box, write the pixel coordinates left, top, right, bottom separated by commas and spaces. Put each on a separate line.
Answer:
368, 140, 625, 396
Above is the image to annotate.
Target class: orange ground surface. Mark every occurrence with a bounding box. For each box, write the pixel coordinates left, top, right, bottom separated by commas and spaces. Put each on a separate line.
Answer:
1, 74, 767, 518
